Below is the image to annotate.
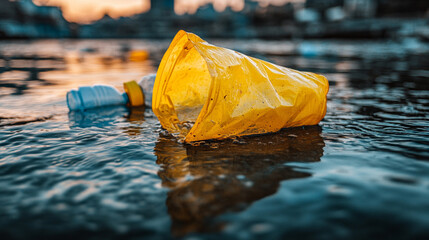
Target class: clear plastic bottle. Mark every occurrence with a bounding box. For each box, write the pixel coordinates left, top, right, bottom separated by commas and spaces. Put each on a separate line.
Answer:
138, 74, 156, 108
67, 85, 129, 111
66, 75, 156, 111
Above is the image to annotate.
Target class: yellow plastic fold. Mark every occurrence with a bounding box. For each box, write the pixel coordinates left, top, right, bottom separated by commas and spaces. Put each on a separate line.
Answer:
152, 30, 329, 143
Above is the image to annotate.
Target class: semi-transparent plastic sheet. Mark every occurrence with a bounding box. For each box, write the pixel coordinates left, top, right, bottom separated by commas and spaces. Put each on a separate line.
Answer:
153, 30, 329, 143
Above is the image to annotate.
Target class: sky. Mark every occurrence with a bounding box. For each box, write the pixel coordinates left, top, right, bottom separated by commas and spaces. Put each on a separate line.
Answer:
33, 0, 303, 23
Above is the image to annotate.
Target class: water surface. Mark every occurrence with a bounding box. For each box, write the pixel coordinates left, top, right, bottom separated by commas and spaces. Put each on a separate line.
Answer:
0, 38, 429, 239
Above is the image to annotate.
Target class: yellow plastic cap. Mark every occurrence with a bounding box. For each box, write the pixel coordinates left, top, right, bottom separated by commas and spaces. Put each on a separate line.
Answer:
123, 80, 145, 107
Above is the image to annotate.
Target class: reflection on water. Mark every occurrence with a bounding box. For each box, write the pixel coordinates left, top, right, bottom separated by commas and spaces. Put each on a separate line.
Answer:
68, 106, 145, 128
155, 126, 324, 236
68, 106, 129, 128
1, 39, 429, 239
68, 106, 147, 138
0, 40, 159, 119
0, 55, 62, 96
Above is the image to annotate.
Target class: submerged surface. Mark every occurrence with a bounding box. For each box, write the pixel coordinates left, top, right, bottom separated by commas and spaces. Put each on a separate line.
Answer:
0, 39, 428, 239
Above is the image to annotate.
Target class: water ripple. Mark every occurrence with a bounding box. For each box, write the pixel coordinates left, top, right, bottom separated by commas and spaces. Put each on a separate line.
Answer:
1, 39, 429, 239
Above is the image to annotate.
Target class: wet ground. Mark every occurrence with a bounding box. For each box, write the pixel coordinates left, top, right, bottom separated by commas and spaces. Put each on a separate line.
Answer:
0, 38, 428, 240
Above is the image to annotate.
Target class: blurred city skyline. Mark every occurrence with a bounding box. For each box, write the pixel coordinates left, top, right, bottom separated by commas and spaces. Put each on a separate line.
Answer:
2, 0, 428, 39
33, 0, 303, 23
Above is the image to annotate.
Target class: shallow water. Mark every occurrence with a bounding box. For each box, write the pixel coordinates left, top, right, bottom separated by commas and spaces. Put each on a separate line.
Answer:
0, 38, 429, 239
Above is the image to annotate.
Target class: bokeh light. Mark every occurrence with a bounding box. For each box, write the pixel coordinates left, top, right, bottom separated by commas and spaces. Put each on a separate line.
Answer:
32, 0, 303, 23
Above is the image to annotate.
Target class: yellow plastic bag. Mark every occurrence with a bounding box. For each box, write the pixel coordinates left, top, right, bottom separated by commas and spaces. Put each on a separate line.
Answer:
152, 30, 329, 143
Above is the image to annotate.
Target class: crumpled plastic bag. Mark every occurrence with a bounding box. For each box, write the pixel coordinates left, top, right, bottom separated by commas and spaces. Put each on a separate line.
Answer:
152, 30, 329, 143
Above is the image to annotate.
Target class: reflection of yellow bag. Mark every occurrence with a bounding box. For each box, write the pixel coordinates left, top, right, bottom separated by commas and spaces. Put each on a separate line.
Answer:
153, 30, 329, 143
154, 126, 323, 236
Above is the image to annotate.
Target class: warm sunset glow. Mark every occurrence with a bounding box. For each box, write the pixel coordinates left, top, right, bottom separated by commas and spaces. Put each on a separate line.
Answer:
174, 0, 304, 14
175, 0, 246, 15
33, 0, 304, 23
256, 0, 304, 7
33, 0, 151, 23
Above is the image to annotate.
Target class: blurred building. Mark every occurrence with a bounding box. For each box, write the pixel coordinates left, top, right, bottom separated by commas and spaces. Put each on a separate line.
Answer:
2, 0, 428, 39
0, 0, 70, 38
344, 0, 377, 18
150, 0, 175, 14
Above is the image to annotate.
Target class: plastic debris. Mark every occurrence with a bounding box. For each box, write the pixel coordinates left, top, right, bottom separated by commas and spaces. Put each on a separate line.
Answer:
152, 30, 329, 143
138, 74, 156, 108
67, 81, 145, 111
129, 50, 149, 62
